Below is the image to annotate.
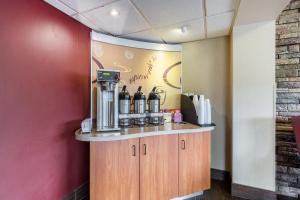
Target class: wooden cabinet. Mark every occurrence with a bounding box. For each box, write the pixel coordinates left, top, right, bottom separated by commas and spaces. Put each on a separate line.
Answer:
90, 139, 140, 200
89, 131, 211, 200
178, 132, 211, 196
140, 135, 179, 200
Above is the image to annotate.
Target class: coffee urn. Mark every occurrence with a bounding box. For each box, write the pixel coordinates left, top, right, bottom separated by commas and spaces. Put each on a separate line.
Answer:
119, 85, 131, 127
133, 86, 146, 126
96, 69, 120, 131
148, 87, 161, 125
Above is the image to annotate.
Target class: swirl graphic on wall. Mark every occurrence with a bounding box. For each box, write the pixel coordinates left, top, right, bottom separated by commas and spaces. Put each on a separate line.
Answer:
163, 61, 182, 89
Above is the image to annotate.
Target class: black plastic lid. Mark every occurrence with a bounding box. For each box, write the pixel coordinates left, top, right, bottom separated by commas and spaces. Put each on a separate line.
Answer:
134, 86, 146, 100
148, 87, 160, 100
119, 85, 131, 100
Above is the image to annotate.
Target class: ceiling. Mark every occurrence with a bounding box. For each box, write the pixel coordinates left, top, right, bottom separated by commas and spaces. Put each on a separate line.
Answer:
44, 0, 239, 44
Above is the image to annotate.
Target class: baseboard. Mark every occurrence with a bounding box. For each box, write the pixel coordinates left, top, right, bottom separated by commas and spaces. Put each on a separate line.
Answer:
231, 183, 276, 200
62, 182, 89, 200
211, 168, 231, 182
277, 194, 299, 200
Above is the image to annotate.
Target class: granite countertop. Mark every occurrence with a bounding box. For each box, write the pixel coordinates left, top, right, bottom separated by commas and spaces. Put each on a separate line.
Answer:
75, 122, 214, 142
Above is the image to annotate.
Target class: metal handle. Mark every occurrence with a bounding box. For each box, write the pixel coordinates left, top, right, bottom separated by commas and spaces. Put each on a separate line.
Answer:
143, 144, 147, 155
132, 145, 136, 156
181, 140, 185, 150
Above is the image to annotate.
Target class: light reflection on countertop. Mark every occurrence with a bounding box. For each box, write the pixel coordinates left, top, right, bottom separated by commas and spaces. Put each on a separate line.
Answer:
75, 122, 214, 142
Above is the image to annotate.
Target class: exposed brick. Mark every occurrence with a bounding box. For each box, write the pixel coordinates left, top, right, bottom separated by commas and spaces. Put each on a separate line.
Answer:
276, 180, 289, 187
289, 167, 300, 175
276, 98, 299, 104
290, 0, 300, 9
276, 69, 299, 77
276, 64, 300, 70
281, 9, 299, 16
280, 33, 300, 39
277, 37, 300, 46
279, 53, 300, 59
277, 92, 300, 99
277, 81, 300, 89
276, 58, 299, 65
277, 77, 300, 82
278, 12, 300, 24
276, 1, 300, 197
276, 23, 298, 35
277, 173, 297, 182
288, 104, 300, 111
278, 111, 300, 117
277, 46, 288, 54
277, 166, 288, 173
277, 104, 288, 111
289, 44, 300, 53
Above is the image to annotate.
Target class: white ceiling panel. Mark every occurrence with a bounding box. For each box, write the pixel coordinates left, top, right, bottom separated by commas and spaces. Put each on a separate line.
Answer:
44, 0, 77, 15
206, 12, 234, 38
130, 0, 204, 28
83, 0, 150, 35
45, 0, 238, 43
122, 29, 163, 43
205, 0, 238, 16
157, 19, 205, 44
59, 0, 118, 13
72, 14, 103, 31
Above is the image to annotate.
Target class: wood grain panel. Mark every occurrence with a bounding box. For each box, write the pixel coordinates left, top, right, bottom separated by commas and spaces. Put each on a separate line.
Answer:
140, 135, 179, 200
90, 139, 139, 200
179, 132, 211, 196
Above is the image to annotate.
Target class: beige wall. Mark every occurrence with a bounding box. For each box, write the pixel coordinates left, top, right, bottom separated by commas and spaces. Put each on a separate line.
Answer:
232, 21, 276, 191
182, 37, 231, 171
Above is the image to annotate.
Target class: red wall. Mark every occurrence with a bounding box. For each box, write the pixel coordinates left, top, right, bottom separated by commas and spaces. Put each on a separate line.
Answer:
0, 0, 90, 199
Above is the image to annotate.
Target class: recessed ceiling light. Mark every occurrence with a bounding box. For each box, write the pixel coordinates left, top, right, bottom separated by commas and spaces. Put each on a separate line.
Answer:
180, 26, 188, 34
110, 9, 119, 17
174, 26, 188, 34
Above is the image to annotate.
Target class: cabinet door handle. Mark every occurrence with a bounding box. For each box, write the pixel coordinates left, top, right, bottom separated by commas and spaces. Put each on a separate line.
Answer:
132, 145, 136, 156
143, 144, 147, 155
181, 140, 186, 150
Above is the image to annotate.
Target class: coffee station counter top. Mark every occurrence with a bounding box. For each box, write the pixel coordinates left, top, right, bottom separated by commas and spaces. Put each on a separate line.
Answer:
75, 122, 214, 142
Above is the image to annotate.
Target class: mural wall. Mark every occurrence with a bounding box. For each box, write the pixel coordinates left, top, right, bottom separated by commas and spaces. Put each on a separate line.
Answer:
91, 40, 182, 118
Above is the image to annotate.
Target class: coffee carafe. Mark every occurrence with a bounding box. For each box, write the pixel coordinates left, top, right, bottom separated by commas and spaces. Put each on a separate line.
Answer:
148, 87, 161, 125
133, 86, 146, 125
119, 85, 131, 127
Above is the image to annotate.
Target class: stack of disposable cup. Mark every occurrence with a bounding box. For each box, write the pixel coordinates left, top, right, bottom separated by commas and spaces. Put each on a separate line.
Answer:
198, 95, 205, 125
192, 95, 199, 116
204, 99, 211, 124
184, 93, 212, 125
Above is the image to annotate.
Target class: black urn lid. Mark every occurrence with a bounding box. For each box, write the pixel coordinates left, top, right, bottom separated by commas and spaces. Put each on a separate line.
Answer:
119, 85, 131, 100
134, 86, 146, 100
148, 87, 160, 100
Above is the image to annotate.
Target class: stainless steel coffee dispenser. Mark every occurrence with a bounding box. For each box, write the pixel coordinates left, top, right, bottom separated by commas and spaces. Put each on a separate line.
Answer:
133, 86, 146, 126
119, 85, 131, 127
148, 87, 161, 125
96, 69, 120, 131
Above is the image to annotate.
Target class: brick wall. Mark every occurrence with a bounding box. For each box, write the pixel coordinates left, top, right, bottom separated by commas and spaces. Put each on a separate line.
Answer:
276, 0, 300, 198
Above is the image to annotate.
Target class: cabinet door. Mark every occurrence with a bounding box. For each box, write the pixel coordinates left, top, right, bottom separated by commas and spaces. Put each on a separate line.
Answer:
140, 135, 179, 200
90, 139, 139, 200
179, 132, 211, 196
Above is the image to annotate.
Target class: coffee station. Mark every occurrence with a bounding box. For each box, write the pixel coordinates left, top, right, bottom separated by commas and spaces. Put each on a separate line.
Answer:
74, 32, 215, 200
75, 70, 215, 199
